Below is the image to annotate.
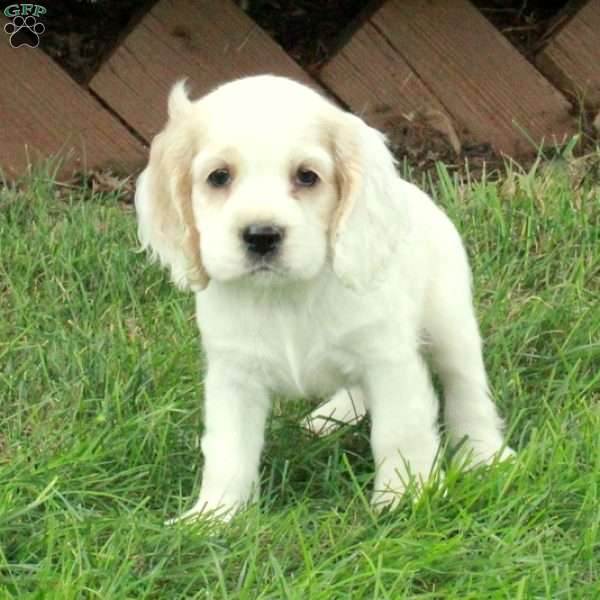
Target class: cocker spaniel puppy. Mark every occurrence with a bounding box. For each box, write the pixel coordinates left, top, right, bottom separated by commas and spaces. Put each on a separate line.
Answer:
135, 75, 514, 522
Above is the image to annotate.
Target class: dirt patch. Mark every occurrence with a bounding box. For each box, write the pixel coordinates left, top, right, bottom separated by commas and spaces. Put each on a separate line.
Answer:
387, 119, 503, 180
471, 0, 573, 59
33, 0, 151, 84
240, 0, 370, 71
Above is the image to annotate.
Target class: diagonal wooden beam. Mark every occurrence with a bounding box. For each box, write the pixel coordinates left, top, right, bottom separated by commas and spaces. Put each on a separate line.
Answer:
0, 38, 146, 178
90, 0, 319, 143
320, 0, 576, 156
536, 0, 600, 109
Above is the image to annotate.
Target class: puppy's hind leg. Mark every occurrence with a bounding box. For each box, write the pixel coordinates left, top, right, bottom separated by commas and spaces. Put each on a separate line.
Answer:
424, 241, 515, 466
302, 386, 367, 436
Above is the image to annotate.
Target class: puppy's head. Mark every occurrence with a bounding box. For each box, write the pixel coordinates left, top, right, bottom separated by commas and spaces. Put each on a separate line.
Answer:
136, 75, 405, 292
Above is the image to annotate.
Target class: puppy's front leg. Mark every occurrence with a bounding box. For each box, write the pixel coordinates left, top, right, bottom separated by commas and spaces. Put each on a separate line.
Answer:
170, 361, 270, 523
364, 356, 441, 511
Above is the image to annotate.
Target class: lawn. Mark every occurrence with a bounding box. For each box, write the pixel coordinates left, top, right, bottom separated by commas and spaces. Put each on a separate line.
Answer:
1, 153, 599, 598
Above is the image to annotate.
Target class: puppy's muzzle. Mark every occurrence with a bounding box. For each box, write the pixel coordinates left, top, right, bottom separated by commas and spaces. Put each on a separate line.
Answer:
242, 224, 284, 258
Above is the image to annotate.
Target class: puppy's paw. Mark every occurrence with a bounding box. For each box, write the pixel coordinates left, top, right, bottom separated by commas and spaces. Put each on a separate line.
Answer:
453, 440, 516, 469
302, 387, 367, 436
165, 495, 241, 526
495, 445, 516, 462
371, 470, 445, 514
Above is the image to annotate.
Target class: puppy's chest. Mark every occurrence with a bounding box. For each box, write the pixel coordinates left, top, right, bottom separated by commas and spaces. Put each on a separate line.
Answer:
257, 317, 361, 399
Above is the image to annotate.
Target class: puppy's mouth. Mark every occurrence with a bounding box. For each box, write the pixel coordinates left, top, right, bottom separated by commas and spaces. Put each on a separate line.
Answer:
248, 260, 284, 276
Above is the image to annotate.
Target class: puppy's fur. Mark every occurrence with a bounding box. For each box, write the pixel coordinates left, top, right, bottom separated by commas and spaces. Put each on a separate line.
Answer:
136, 75, 513, 521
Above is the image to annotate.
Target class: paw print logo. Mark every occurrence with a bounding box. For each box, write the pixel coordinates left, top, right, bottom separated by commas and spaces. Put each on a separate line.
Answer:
4, 15, 45, 48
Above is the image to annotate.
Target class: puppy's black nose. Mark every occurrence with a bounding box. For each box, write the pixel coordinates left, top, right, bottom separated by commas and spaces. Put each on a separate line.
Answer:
242, 224, 284, 256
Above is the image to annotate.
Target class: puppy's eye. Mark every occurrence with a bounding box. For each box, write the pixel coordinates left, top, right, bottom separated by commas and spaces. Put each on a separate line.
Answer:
207, 168, 232, 188
295, 168, 319, 187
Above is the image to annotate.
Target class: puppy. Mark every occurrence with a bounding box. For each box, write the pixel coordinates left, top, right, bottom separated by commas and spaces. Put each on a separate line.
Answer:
135, 75, 514, 522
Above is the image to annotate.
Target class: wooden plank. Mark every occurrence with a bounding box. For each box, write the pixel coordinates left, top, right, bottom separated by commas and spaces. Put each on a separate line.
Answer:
320, 21, 456, 141
0, 39, 146, 179
320, 0, 575, 156
536, 0, 600, 109
90, 0, 317, 143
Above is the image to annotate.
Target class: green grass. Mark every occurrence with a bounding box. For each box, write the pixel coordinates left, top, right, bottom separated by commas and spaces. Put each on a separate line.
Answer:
1, 153, 599, 599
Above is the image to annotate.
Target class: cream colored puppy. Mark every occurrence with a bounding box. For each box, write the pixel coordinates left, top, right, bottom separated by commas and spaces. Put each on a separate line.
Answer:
135, 75, 513, 522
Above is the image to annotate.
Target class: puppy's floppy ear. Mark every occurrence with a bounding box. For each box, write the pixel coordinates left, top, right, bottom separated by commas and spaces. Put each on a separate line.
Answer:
330, 114, 408, 291
135, 81, 209, 291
